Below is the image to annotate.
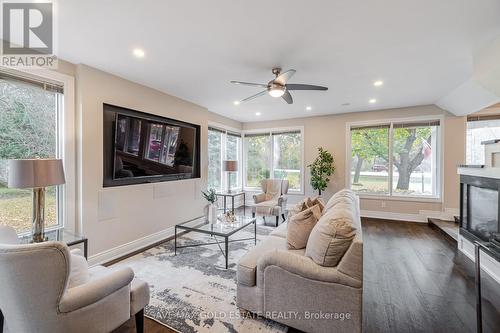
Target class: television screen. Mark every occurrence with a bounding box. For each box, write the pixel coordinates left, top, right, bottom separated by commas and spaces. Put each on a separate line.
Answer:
103, 104, 200, 187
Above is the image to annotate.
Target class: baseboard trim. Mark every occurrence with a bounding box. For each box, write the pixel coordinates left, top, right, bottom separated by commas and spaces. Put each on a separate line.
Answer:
361, 210, 427, 223
88, 226, 175, 267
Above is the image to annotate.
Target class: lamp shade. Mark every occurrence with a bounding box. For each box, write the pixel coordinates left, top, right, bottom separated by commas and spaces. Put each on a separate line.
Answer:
8, 159, 66, 189
223, 160, 238, 172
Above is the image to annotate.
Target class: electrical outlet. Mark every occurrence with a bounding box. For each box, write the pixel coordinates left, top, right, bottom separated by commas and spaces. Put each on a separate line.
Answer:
381, 201, 387, 208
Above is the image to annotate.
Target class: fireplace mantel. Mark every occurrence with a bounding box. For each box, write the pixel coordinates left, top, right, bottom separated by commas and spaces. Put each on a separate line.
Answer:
458, 166, 500, 179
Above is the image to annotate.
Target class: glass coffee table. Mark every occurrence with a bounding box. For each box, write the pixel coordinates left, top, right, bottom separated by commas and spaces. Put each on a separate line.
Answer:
174, 215, 256, 269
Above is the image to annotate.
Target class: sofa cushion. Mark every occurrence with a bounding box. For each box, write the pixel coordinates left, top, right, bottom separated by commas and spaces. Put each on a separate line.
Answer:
287, 204, 322, 250
253, 200, 281, 216
305, 200, 357, 267
238, 235, 303, 287
270, 222, 288, 238
68, 251, 90, 289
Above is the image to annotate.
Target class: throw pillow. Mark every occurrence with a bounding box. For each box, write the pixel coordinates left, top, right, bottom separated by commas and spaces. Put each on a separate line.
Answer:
68, 250, 90, 289
305, 201, 357, 267
287, 204, 322, 250
287, 200, 308, 219
306, 196, 326, 212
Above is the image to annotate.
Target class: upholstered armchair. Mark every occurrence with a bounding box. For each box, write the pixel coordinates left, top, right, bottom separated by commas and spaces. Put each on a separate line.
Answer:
251, 179, 289, 227
0, 241, 149, 333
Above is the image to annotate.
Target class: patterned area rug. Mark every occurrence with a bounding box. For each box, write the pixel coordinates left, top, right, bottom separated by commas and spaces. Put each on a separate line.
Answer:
112, 223, 288, 333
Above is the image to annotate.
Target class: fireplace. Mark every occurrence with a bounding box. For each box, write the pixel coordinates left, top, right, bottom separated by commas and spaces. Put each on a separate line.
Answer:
460, 174, 500, 242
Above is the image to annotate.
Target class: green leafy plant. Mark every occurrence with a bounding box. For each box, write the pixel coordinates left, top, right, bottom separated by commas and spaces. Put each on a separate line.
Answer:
308, 147, 335, 195
202, 188, 217, 204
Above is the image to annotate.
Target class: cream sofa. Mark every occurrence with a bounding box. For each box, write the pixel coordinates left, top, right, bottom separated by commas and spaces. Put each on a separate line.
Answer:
236, 191, 363, 333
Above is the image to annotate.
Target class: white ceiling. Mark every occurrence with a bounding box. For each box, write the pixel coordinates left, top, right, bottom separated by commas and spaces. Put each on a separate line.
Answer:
57, 0, 500, 122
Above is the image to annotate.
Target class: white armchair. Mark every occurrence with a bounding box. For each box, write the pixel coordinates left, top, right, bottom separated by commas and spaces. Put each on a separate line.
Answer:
251, 179, 289, 227
0, 241, 149, 333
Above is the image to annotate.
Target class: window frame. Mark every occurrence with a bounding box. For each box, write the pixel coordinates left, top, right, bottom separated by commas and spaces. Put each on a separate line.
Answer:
3, 67, 77, 233
242, 126, 305, 194
207, 122, 243, 192
345, 116, 444, 202
466, 114, 500, 165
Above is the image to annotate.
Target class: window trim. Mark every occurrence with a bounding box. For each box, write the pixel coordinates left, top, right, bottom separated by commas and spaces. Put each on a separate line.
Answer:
9, 67, 77, 233
207, 122, 243, 192
345, 115, 444, 202
466, 115, 500, 165
242, 126, 305, 194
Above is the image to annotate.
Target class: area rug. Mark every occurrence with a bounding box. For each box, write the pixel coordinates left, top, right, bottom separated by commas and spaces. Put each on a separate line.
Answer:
112, 223, 288, 333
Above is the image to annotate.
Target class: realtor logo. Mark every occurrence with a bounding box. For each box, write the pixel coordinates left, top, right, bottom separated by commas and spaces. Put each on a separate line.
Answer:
1, 1, 57, 68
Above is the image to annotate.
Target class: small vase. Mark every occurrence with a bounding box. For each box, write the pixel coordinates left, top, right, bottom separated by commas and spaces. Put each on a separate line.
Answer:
205, 203, 218, 223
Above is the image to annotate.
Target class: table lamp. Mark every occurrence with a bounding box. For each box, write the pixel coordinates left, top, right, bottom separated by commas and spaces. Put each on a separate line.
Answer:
223, 160, 238, 193
8, 159, 65, 243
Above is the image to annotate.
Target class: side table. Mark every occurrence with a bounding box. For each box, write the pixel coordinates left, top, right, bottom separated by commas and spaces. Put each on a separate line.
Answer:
19, 228, 88, 259
216, 191, 246, 215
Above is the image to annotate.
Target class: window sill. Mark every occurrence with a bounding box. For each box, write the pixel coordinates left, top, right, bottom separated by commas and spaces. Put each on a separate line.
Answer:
244, 187, 304, 196
357, 193, 442, 203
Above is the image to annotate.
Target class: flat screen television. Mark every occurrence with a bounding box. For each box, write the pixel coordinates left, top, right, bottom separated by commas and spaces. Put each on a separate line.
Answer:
103, 103, 200, 187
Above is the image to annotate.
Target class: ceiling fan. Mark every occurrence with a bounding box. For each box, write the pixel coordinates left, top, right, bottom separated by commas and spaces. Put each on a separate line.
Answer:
230, 68, 328, 104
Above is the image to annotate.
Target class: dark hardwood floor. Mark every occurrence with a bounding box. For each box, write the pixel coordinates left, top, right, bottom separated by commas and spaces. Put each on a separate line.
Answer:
115, 218, 500, 333
362, 218, 499, 333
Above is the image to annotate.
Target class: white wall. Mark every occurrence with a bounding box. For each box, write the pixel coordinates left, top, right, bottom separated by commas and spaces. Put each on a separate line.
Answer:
75, 64, 241, 262
244, 105, 466, 221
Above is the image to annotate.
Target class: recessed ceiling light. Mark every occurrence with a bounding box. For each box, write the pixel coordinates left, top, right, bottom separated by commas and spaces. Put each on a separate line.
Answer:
233, 101, 240, 105
373, 80, 384, 87
306, 106, 312, 111
133, 48, 145, 58
255, 112, 261, 116
369, 99, 377, 104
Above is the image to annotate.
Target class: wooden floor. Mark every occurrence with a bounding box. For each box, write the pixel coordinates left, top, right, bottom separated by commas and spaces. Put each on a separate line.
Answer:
115, 218, 500, 333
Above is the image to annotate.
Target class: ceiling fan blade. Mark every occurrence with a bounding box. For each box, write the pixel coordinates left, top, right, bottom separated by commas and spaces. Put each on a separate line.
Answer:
240, 90, 268, 102
282, 91, 293, 104
230, 81, 268, 88
286, 84, 328, 91
274, 69, 296, 85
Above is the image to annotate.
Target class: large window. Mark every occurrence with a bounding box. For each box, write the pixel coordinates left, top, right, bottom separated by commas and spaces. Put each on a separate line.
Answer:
244, 129, 303, 192
466, 115, 500, 165
208, 126, 242, 191
349, 119, 441, 198
0, 71, 64, 233
245, 133, 271, 188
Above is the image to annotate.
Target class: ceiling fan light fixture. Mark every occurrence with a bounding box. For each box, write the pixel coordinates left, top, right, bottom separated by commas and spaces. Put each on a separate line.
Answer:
269, 86, 285, 98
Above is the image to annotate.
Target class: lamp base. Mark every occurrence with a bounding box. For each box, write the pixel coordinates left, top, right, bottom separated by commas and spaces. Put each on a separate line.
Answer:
31, 187, 47, 243
30, 236, 48, 243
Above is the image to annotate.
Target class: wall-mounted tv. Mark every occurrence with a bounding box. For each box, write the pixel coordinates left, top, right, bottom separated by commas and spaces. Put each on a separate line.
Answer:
103, 103, 201, 187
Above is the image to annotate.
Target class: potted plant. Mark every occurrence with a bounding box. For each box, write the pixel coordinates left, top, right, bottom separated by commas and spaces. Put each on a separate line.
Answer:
308, 147, 335, 196
202, 188, 218, 222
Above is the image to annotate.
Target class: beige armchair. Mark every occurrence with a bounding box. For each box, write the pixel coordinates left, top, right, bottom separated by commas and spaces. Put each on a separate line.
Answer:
0, 241, 149, 333
251, 179, 289, 227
